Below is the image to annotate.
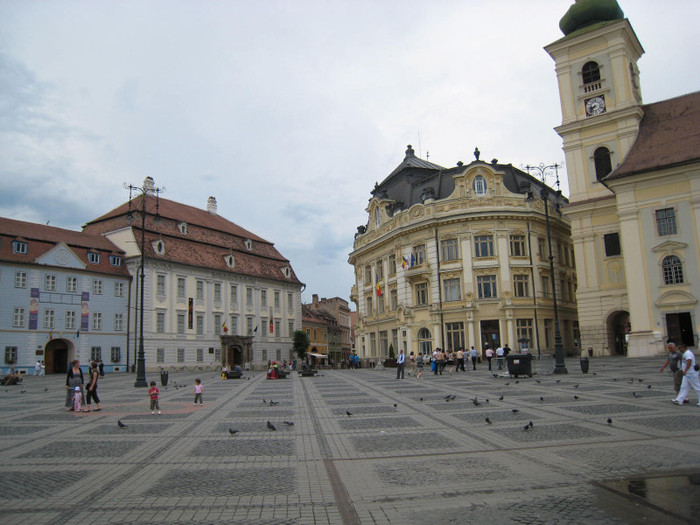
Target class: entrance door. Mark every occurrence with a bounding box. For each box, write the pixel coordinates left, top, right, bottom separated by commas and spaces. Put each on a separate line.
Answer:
480, 320, 500, 351
666, 312, 694, 347
45, 339, 69, 374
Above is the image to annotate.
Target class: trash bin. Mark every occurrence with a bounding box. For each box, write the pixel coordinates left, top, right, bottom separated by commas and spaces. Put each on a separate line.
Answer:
160, 370, 169, 386
580, 357, 589, 374
505, 354, 533, 378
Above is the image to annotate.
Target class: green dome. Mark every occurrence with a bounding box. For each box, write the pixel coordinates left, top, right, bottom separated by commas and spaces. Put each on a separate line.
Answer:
559, 0, 624, 36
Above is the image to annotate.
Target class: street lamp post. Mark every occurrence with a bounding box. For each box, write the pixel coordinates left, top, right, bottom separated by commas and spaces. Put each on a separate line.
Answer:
125, 178, 163, 387
526, 164, 568, 374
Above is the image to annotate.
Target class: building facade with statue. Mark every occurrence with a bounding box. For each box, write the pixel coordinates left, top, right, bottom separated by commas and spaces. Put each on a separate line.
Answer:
82, 178, 303, 371
348, 146, 579, 362
546, 0, 700, 356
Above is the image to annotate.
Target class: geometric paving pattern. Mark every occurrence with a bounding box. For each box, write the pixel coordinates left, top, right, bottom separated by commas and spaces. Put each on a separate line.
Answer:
352, 431, 458, 453
18, 440, 143, 458
0, 470, 90, 499
190, 439, 296, 457
375, 456, 514, 486
145, 467, 297, 496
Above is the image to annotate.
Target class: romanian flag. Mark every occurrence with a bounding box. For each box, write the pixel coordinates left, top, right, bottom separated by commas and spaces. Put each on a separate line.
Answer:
222, 322, 228, 333
402, 256, 408, 269
269, 307, 274, 333
375, 276, 382, 297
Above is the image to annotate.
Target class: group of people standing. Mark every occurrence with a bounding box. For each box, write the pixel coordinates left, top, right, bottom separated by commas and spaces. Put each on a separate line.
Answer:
663, 342, 700, 405
64, 360, 101, 412
394, 345, 511, 379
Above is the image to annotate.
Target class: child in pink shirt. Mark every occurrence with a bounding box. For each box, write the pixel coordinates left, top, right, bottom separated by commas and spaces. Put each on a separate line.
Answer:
193, 379, 204, 406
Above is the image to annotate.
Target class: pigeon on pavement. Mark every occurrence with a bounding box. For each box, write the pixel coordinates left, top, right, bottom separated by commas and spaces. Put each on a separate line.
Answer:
117, 420, 128, 428
267, 421, 276, 431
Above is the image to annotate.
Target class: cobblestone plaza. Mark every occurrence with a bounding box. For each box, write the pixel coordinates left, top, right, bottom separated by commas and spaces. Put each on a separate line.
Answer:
1, 357, 699, 524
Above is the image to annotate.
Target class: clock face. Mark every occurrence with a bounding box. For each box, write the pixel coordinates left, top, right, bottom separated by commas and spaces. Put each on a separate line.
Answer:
585, 95, 606, 116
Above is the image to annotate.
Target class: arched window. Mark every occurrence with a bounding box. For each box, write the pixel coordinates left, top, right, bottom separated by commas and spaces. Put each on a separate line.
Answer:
594, 147, 612, 180
418, 328, 432, 355
582, 61, 601, 85
473, 175, 487, 195
662, 255, 684, 285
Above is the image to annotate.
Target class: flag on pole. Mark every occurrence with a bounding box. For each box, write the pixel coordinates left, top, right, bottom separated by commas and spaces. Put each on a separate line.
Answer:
76, 329, 80, 338
410, 253, 416, 268
269, 307, 274, 333
375, 276, 382, 297
222, 322, 228, 333
402, 256, 408, 269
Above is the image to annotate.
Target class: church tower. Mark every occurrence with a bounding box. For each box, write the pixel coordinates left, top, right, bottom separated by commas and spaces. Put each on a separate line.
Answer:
545, 0, 644, 355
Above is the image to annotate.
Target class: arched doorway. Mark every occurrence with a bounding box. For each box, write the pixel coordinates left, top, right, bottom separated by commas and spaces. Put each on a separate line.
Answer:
226, 345, 243, 367
44, 339, 74, 374
607, 311, 630, 356
417, 328, 432, 355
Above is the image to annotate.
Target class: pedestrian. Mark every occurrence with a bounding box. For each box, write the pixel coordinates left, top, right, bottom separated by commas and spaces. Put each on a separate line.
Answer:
72, 386, 83, 412
436, 348, 445, 375
496, 345, 505, 370
416, 353, 424, 379
65, 360, 84, 411
431, 349, 437, 374
672, 345, 700, 406
409, 351, 417, 376
98, 359, 104, 377
148, 381, 161, 415
396, 349, 405, 379
503, 343, 512, 357
660, 342, 684, 399
447, 350, 455, 374
84, 361, 102, 412
485, 346, 494, 371
456, 348, 465, 373
193, 378, 204, 406
34, 359, 41, 376
470, 346, 478, 370
40, 360, 45, 376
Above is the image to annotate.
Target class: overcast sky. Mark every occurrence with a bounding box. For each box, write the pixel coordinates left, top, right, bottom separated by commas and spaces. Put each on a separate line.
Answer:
1, 1, 698, 307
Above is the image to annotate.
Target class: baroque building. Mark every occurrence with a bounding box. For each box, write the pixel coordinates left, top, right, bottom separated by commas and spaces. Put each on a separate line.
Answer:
0, 217, 131, 374
349, 146, 578, 361
305, 294, 352, 364
82, 178, 303, 371
546, 0, 700, 356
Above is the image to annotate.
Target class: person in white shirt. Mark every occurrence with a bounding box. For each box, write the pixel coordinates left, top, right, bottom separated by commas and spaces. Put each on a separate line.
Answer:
672, 345, 700, 406
496, 346, 505, 370
396, 349, 405, 379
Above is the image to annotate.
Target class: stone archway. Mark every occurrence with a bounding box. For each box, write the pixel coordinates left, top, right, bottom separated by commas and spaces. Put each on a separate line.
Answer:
220, 335, 253, 368
607, 311, 630, 356
44, 339, 74, 374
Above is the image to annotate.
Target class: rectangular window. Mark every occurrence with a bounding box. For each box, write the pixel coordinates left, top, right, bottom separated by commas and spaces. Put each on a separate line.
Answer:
413, 244, 425, 265
541, 276, 550, 298
274, 291, 280, 309
510, 234, 526, 257
231, 315, 238, 335
196, 280, 204, 300
214, 283, 221, 302
364, 265, 372, 283
111, 347, 121, 363
91, 347, 101, 361
443, 278, 461, 302
93, 280, 103, 295
603, 233, 621, 257
65, 310, 76, 330
544, 319, 553, 348
366, 296, 373, 315
157, 348, 165, 363
92, 312, 102, 331
156, 312, 165, 333
177, 348, 185, 363
196, 315, 204, 335
87, 252, 100, 264
477, 275, 497, 299
13, 241, 27, 254
177, 277, 186, 299
66, 276, 78, 293
45, 274, 56, 291
656, 208, 677, 236
516, 319, 534, 347
247, 317, 254, 335
13, 308, 25, 328
109, 255, 121, 266
114, 282, 124, 297
177, 314, 186, 334
43, 309, 55, 329
114, 313, 124, 331
15, 271, 27, 288
275, 320, 280, 336
390, 289, 398, 311
445, 322, 465, 351
4, 346, 18, 364
369, 333, 377, 356
441, 239, 459, 261
214, 314, 222, 335
157, 275, 166, 296
261, 289, 268, 307
287, 292, 293, 311
246, 287, 253, 307
197, 348, 204, 362
379, 330, 388, 356
513, 274, 530, 297
474, 235, 494, 257
377, 296, 385, 314
415, 282, 428, 305
288, 320, 294, 337
388, 254, 397, 275
231, 285, 238, 306
376, 260, 383, 279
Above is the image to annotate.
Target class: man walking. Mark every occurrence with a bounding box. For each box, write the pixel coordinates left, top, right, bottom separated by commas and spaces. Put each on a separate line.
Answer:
673, 345, 700, 405
470, 346, 478, 370
660, 342, 684, 400
396, 349, 405, 379
485, 347, 494, 371
496, 345, 505, 370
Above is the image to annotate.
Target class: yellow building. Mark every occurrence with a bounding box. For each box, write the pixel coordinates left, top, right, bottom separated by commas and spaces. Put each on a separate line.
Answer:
546, 0, 700, 356
349, 146, 578, 362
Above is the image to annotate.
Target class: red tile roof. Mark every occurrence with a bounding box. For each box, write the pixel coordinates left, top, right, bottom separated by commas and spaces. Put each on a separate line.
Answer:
82, 195, 303, 286
0, 217, 131, 278
606, 91, 700, 180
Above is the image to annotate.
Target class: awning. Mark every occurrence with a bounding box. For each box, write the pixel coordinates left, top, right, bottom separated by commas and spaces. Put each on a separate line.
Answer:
307, 353, 328, 359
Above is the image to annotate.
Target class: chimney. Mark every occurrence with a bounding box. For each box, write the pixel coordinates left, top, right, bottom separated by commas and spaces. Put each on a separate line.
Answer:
312, 294, 319, 305
207, 196, 217, 215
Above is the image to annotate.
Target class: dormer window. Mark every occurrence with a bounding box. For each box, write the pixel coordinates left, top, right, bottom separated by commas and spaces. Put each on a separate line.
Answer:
224, 254, 235, 268
12, 240, 27, 254
152, 240, 165, 255
375, 207, 381, 227
282, 266, 291, 278
178, 222, 188, 235
244, 239, 253, 251
87, 252, 100, 264
109, 255, 122, 267
473, 176, 487, 195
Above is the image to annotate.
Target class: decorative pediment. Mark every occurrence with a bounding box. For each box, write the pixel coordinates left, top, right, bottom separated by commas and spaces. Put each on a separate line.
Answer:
35, 242, 85, 269
656, 289, 697, 308
652, 240, 687, 254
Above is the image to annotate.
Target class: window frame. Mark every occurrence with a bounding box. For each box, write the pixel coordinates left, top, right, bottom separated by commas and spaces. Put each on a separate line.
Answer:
441, 238, 459, 262
476, 275, 498, 299
474, 235, 494, 258
656, 208, 678, 237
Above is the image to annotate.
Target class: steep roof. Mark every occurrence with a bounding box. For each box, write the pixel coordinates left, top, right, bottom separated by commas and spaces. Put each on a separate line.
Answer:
606, 91, 700, 181
0, 216, 130, 278
82, 194, 303, 286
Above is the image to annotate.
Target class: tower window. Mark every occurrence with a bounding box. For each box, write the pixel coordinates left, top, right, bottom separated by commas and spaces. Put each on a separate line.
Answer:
582, 61, 601, 85
594, 147, 612, 180
473, 176, 487, 195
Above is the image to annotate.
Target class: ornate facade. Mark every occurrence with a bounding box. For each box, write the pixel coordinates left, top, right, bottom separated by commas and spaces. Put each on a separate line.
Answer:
349, 147, 579, 361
